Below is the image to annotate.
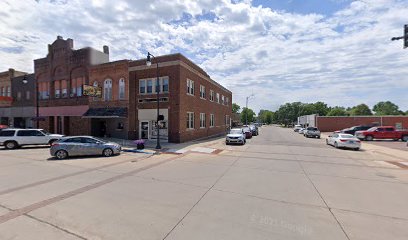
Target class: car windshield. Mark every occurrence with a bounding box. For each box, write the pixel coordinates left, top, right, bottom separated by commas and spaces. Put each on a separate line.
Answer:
40, 130, 50, 135
367, 127, 377, 131
340, 134, 354, 138
229, 130, 242, 134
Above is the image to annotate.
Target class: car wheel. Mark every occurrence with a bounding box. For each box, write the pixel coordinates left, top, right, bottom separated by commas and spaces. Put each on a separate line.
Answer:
4, 141, 17, 149
402, 135, 408, 142
354, 148, 360, 151
103, 148, 114, 157
226, 142, 229, 145
393, 138, 399, 141
365, 135, 373, 141
55, 150, 68, 159
326, 139, 329, 145
317, 136, 320, 139
334, 142, 339, 148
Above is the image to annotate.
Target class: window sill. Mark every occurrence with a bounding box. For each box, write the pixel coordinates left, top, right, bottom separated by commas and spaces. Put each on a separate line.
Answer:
186, 128, 195, 131
200, 97, 206, 100
187, 93, 195, 97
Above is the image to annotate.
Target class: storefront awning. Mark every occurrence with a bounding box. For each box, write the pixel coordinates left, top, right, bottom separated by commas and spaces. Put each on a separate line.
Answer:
82, 107, 127, 119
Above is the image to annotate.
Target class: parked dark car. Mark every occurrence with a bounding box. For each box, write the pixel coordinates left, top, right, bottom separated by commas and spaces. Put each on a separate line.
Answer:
339, 125, 374, 135
248, 125, 259, 136
242, 127, 252, 139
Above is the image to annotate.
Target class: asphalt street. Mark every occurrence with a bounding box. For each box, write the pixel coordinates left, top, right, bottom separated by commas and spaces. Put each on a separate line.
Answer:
0, 126, 407, 239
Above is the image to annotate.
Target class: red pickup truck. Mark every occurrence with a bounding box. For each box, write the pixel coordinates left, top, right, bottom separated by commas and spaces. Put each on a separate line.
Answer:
355, 126, 408, 141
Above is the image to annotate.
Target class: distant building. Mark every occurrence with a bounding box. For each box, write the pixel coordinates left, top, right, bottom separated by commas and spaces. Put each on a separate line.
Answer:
0, 68, 27, 126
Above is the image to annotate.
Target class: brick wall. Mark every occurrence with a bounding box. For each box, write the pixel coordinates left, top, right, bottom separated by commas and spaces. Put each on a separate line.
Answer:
70, 116, 91, 136
317, 116, 408, 132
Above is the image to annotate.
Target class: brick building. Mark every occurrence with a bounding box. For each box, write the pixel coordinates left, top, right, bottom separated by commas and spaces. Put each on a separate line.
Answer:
85, 60, 130, 139
34, 36, 109, 135
129, 53, 232, 143
19, 37, 232, 143
0, 69, 27, 125
299, 115, 408, 132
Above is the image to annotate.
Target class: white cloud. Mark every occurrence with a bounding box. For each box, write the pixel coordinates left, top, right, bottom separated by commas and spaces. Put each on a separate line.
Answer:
0, 0, 407, 112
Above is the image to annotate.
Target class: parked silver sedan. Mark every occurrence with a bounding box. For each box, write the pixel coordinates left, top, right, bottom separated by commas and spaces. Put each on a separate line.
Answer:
50, 136, 121, 159
326, 133, 361, 150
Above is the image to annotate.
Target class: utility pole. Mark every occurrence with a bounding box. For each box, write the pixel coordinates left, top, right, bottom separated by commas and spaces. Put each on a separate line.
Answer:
391, 24, 408, 49
245, 94, 254, 125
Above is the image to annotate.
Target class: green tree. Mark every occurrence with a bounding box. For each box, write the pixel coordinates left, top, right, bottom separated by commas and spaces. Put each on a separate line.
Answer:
327, 106, 349, 116
373, 101, 403, 115
232, 103, 241, 114
258, 109, 274, 124
311, 101, 330, 116
349, 104, 372, 116
241, 107, 256, 124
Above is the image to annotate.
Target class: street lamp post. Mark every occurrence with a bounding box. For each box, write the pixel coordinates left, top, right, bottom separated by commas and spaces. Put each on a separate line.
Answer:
245, 94, 254, 125
146, 52, 161, 150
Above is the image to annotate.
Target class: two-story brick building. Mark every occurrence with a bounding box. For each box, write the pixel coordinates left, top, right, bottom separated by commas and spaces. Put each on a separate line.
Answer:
129, 53, 232, 143
84, 60, 130, 139
0, 69, 27, 126
34, 36, 109, 135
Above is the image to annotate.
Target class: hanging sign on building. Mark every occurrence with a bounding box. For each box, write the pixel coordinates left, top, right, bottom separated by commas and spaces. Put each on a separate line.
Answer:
83, 85, 102, 98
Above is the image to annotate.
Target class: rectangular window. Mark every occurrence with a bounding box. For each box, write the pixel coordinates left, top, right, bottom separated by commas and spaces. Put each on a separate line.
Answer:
200, 113, 206, 128
210, 114, 215, 127
221, 95, 225, 105
61, 80, 67, 98
225, 115, 230, 125
147, 79, 153, 93
187, 79, 194, 95
162, 78, 169, 93
187, 112, 194, 129
200, 85, 206, 99
76, 77, 83, 97
7, 86, 11, 97
54, 80, 61, 98
216, 93, 220, 103
140, 80, 146, 94
226, 97, 229, 106
210, 90, 214, 101
71, 79, 77, 97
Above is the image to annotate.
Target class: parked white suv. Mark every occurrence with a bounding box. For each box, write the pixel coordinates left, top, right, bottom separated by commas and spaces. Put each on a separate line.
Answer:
0, 129, 64, 149
226, 128, 246, 145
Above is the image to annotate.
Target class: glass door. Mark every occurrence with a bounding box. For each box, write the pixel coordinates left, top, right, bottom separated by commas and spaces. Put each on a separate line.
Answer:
141, 121, 149, 139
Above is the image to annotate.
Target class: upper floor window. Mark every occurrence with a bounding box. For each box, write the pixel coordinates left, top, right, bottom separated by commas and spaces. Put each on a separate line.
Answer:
226, 97, 229, 106
6, 87, 10, 97
39, 82, 50, 100
187, 79, 194, 95
139, 77, 169, 94
200, 85, 206, 99
221, 95, 225, 105
216, 93, 220, 103
54, 80, 61, 98
119, 78, 125, 100
162, 78, 169, 93
76, 77, 84, 97
210, 90, 214, 101
61, 80, 67, 98
104, 79, 112, 101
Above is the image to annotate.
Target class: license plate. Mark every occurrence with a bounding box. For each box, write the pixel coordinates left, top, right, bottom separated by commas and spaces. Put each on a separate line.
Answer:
348, 141, 354, 143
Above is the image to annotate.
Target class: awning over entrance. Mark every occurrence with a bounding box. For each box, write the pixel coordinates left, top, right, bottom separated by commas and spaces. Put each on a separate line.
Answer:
82, 107, 127, 119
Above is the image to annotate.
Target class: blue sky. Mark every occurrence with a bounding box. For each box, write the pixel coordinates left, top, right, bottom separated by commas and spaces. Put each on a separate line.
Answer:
252, 0, 352, 15
0, 0, 407, 113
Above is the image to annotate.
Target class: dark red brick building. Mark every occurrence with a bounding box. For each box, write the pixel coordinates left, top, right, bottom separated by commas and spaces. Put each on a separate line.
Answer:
129, 53, 232, 143
34, 36, 109, 135
33, 37, 232, 143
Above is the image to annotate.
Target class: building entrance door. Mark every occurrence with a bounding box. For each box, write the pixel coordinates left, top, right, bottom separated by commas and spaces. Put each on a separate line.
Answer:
140, 121, 149, 139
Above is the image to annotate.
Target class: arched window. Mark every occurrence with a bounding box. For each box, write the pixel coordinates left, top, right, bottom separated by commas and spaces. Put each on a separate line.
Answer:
119, 78, 125, 100
104, 79, 112, 101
